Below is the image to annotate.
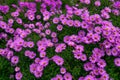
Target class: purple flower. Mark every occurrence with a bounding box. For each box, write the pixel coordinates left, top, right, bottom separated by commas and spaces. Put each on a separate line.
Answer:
80, 54, 87, 61
100, 73, 109, 80
51, 32, 57, 38
16, 18, 22, 24
67, 20, 73, 27
57, 24, 63, 31
111, 48, 118, 57
60, 67, 66, 74
39, 57, 49, 67
98, 68, 106, 75
29, 52, 36, 59
74, 9, 82, 16
78, 77, 84, 80
92, 34, 101, 42
0, 5, 9, 14
45, 29, 51, 35
94, 0, 101, 7
94, 26, 102, 34
28, 14, 35, 21
112, 9, 120, 16
75, 45, 84, 52
52, 55, 64, 66
84, 62, 95, 71
74, 20, 81, 28
34, 58, 41, 64
74, 52, 82, 59
97, 59, 106, 68
34, 71, 43, 78
30, 63, 37, 73
63, 73, 72, 80
27, 41, 34, 48
56, 74, 63, 80
15, 67, 20, 72
114, 58, 120, 67
15, 72, 23, 80
84, 75, 94, 80
37, 65, 44, 72
11, 56, 19, 64
81, 21, 88, 29
53, 17, 60, 24
89, 55, 98, 63
116, 44, 120, 52
39, 51, 46, 58
113, 1, 120, 9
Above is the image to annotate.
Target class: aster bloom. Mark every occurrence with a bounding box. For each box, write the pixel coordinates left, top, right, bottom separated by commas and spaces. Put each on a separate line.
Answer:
29, 52, 36, 59
53, 17, 60, 24
74, 9, 82, 16
51, 32, 57, 38
98, 68, 106, 75
112, 9, 120, 16
45, 29, 51, 35
28, 14, 35, 21
115, 44, 120, 52
30, 63, 37, 73
94, 26, 102, 34
39, 51, 46, 58
34, 58, 41, 64
27, 41, 35, 48
97, 59, 107, 68
92, 34, 101, 42
8, 18, 14, 24
74, 52, 82, 59
80, 54, 87, 61
36, 15, 41, 20
111, 48, 118, 56
84, 75, 94, 80
52, 38, 59, 43
84, 62, 95, 71
34, 71, 43, 78
11, 56, 19, 64
74, 20, 81, 28
89, 56, 98, 63
57, 24, 63, 31
52, 55, 64, 66
16, 18, 23, 24
29, 24, 35, 29
100, 73, 109, 80
114, 58, 120, 67
105, 49, 112, 56
38, 46, 46, 52
113, 1, 120, 9
81, 21, 88, 29
11, 11, 19, 17
93, 68, 99, 76
0, 5, 9, 14
78, 30, 86, 37
15, 72, 23, 80
67, 20, 74, 27
75, 45, 84, 52
95, 0, 101, 7
37, 65, 44, 72
39, 57, 49, 67
55, 74, 63, 80
60, 67, 66, 74
63, 73, 72, 80
15, 67, 20, 72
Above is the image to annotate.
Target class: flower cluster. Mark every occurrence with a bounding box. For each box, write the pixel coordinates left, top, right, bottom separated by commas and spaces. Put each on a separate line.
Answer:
0, 0, 120, 80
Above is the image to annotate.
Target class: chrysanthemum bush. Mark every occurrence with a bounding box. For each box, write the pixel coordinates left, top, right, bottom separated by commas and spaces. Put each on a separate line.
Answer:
0, 0, 120, 80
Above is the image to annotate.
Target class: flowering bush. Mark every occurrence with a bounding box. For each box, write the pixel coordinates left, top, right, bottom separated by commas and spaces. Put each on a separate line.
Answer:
0, 0, 120, 80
